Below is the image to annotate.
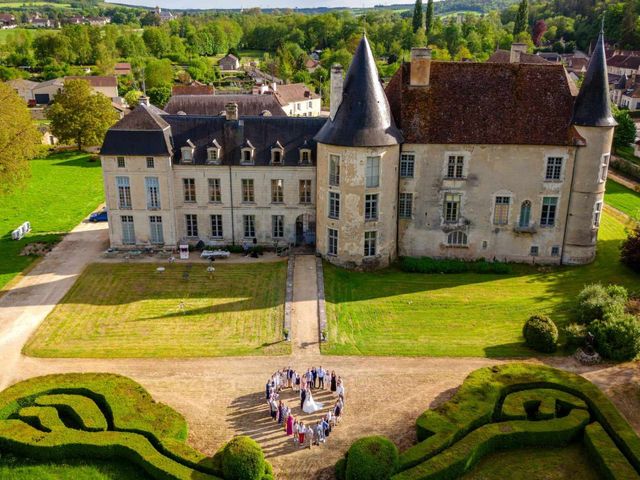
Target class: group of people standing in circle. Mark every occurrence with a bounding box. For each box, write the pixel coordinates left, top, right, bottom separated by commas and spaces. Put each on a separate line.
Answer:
266, 366, 346, 449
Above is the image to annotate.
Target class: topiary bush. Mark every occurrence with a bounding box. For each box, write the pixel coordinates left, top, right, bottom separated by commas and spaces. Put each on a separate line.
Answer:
344, 436, 399, 480
522, 314, 558, 353
575, 284, 628, 325
222, 436, 266, 480
591, 314, 640, 361
621, 226, 640, 273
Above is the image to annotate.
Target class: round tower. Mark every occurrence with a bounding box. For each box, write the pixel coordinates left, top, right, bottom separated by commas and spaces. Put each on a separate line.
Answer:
562, 31, 616, 265
314, 35, 403, 269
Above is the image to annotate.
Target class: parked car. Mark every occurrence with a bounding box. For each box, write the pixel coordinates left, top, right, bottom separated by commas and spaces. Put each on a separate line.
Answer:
89, 208, 108, 222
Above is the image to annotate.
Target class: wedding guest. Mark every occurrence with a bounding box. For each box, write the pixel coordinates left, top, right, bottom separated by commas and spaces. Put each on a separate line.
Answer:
286, 411, 294, 436
322, 416, 330, 438
318, 366, 325, 389
336, 378, 345, 402
298, 422, 306, 447
306, 424, 314, 449
330, 371, 337, 392
315, 421, 325, 444
311, 367, 318, 388
300, 387, 307, 410
293, 419, 299, 445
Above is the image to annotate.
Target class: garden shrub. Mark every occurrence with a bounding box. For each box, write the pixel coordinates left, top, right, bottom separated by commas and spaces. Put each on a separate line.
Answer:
575, 283, 628, 324
564, 323, 587, 348
35, 394, 108, 431
221, 436, 266, 480
335, 457, 347, 480
591, 314, 640, 361
522, 314, 558, 353
399, 257, 511, 274
584, 422, 640, 480
345, 436, 399, 480
621, 226, 640, 273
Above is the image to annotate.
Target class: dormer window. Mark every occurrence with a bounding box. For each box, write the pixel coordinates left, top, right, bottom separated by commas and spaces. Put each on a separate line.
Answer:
207, 139, 222, 164
271, 141, 284, 165
300, 149, 311, 164
181, 139, 195, 164
241, 140, 255, 165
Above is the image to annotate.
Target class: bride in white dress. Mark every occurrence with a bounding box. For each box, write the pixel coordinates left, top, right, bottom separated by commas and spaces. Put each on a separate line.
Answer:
302, 389, 323, 414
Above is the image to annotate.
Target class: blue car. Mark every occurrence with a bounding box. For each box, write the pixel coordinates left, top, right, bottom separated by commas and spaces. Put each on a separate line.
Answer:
89, 209, 108, 222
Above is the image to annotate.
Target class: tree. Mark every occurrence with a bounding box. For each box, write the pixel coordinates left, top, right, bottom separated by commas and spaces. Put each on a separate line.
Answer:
46, 79, 119, 151
620, 225, 640, 273
0, 82, 41, 195
532, 19, 547, 46
425, 0, 434, 36
124, 90, 143, 107
144, 58, 174, 89
513, 0, 529, 36
613, 106, 637, 150
412, 0, 423, 33
621, 0, 639, 49
147, 86, 171, 108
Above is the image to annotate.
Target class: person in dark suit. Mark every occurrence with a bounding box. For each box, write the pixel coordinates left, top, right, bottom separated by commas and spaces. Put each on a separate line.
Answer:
311, 367, 317, 388
300, 387, 307, 410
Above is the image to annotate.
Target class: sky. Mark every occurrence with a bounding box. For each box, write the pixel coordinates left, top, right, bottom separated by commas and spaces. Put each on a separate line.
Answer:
105, 0, 412, 10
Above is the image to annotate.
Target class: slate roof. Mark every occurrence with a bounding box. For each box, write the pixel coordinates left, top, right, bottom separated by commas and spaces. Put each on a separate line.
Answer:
385, 61, 577, 145
164, 95, 286, 116
315, 35, 403, 147
607, 54, 640, 70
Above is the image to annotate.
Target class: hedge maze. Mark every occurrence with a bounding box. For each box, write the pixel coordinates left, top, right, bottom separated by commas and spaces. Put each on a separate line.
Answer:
0, 373, 270, 480
391, 363, 640, 480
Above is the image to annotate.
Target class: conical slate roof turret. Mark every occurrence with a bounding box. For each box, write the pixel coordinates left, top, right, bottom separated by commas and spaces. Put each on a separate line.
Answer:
572, 31, 616, 127
315, 35, 403, 147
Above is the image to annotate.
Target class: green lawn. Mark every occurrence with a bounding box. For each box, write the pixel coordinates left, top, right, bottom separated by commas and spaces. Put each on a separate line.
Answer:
461, 443, 598, 480
606, 178, 640, 221
323, 212, 638, 357
24, 261, 290, 358
0, 454, 149, 480
0, 151, 104, 291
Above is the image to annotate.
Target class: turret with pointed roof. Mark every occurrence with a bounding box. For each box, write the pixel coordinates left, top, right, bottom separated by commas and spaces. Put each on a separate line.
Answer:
572, 31, 616, 127
315, 35, 403, 147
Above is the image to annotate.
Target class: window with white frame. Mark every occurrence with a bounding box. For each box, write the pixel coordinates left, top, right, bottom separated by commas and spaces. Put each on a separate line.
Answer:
207, 140, 221, 164
329, 154, 340, 186
365, 193, 378, 221
364, 231, 377, 256
121, 215, 135, 244
145, 176, 160, 209
328, 228, 338, 255
241, 145, 254, 164
599, 154, 610, 183
444, 193, 461, 222
300, 149, 311, 164
208, 178, 221, 203
540, 197, 558, 227
519, 200, 532, 228
593, 201, 603, 227
271, 179, 284, 203
146, 157, 154, 169
446, 155, 465, 179
210, 214, 223, 238
149, 216, 163, 244
116, 176, 131, 209
183, 178, 196, 203
447, 230, 467, 246
243, 215, 255, 238
329, 192, 340, 219
545, 157, 563, 181
185, 214, 198, 237
399, 193, 413, 218
181, 146, 194, 163
271, 144, 284, 164
117, 156, 126, 168
493, 196, 511, 225
400, 153, 415, 178
272, 215, 284, 238
242, 179, 254, 202
366, 156, 380, 188
299, 179, 312, 204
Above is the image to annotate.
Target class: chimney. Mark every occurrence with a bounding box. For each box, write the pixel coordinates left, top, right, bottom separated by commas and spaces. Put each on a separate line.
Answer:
410, 48, 432, 87
225, 102, 238, 121
271, 81, 277, 92
138, 95, 150, 106
330, 64, 344, 120
510, 43, 527, 63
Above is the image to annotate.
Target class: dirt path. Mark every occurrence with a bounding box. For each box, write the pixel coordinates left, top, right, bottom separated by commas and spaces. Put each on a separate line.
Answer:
0, 220, 108, 391
609, 169, 639, 190
291, 255, 320, 357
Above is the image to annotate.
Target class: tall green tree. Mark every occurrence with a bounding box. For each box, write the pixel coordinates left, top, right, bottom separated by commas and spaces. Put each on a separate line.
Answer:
412, 0, 423, 33
613, 106, 637, 150
621, 0, 639, 49
0, 83, 41, 195
46, 79, 119, 151
425, 0, 434, 36
513, 0, 529, 36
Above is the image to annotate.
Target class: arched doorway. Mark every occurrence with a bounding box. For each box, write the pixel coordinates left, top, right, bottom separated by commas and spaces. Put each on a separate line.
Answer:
295, 213, 316, 246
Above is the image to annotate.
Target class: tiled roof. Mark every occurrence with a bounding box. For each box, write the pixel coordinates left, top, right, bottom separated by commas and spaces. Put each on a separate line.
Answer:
607, 54, 640, 70
385, 61, 577, 145
65, 76, 117, 87
273, 83, 319, 106
487, 49, 551, 64
171, 84, 215, 96
164, 94, 286, 116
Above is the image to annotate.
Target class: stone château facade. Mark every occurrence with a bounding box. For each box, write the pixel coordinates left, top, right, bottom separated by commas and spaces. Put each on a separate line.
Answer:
100, 33, 615, 270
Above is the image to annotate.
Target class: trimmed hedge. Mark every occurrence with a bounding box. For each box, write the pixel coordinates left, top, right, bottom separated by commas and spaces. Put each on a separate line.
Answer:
398, 257, 511, 274
499, 388, 587, 421
221, 436, 267, 480
344, 436, 399, 480
522, 314, 558, 353
584, 422, 640, 480
36, 394, 108, 431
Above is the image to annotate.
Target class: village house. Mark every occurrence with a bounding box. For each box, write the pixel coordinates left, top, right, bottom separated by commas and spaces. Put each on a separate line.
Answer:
0, 13, 16, 29
114, 62, 132, 76
253, 83, 322, 117
171, 81, 215, 96
218, 54, 240, 71
7, 78, 39, 103
100, 32, 615, 269
28, 16, 52, 28
154, 6, 173, 22
23, 76, 118, 105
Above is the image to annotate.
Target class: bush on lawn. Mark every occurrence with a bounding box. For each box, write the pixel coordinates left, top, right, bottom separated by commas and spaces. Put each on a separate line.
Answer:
591, 314, 640, 361
343, 436, 399, 480
222, 436, 268, 480
575, 283, 628, 324
522, 314, 558, 353
399, 257, 511, 274
564, 322, 587, 348
621, 226, 640, 273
